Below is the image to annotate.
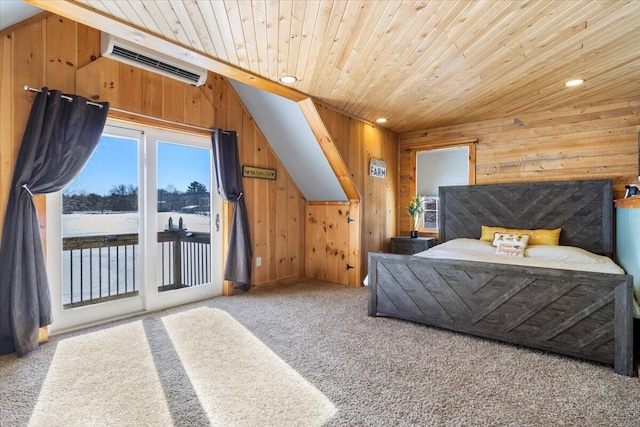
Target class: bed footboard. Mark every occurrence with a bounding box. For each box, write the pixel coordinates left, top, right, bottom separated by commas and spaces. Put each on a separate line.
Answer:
368, 253, 635, 376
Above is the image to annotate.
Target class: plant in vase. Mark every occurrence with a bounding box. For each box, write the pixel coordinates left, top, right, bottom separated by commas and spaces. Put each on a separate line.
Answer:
407, 195, 426, 238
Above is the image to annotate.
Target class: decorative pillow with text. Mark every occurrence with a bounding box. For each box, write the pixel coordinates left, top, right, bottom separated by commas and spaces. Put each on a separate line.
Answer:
493, 233, 529, 257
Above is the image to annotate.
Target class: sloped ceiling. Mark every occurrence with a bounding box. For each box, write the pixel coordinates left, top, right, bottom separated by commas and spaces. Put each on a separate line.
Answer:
0, 1, 41, 29
229, 80, 347, 202
10, 0, 640, 202
1, 1, 350, 202
23, 0, 640, 133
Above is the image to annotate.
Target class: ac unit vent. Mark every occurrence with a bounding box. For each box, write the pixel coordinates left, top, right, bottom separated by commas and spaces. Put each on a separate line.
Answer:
101, 33, 207, 86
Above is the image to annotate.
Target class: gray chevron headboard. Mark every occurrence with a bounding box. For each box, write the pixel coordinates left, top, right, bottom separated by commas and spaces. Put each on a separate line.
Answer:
439, 180, 613, 257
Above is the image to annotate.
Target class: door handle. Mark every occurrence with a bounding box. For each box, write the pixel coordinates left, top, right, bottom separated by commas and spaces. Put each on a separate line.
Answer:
215, 213, 220, 232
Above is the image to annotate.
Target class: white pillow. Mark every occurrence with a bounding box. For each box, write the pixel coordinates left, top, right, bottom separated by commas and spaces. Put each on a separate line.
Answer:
433, 238, 495, 254
493, 233, 529, 257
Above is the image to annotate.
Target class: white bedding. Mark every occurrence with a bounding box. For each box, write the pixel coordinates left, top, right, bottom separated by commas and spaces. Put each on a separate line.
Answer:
416, 238, 625, 275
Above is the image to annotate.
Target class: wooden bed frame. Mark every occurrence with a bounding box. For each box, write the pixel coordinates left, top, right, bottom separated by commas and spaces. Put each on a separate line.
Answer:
368, 180, 635, 376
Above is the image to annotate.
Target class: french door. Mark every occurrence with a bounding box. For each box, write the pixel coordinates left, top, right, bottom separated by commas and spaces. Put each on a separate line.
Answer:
47, 122, 222, 333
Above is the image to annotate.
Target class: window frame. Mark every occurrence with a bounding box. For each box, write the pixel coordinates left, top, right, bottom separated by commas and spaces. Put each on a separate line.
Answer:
409, 139, 476, 234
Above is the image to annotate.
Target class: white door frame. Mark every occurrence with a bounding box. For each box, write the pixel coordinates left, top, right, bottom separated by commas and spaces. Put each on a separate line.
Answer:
143, 126, 223, 312
46, 121, 222, 334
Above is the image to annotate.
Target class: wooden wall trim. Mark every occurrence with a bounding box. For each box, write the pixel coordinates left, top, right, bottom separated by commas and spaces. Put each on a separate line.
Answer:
106, 112, 211, 137
401, 137, 479, 151
298, 98, 361, 201
348, 199, 362, 286
469, 144, 477, 186
404, 141, 477, 237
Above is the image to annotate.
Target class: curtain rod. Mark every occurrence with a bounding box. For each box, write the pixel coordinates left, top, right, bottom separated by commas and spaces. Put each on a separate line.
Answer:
23, 85, 223, 135
23, 85, 105, 109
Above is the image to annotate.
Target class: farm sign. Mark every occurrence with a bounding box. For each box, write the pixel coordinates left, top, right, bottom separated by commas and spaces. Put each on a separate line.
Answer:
369, 158, 387, 178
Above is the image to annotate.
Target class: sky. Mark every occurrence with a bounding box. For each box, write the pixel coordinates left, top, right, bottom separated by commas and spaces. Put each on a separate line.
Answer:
65, 135, 211, 196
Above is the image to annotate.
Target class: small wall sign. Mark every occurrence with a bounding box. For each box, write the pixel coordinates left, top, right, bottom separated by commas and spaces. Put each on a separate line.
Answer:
242, 165, 276, 180
369, 158, 387, 178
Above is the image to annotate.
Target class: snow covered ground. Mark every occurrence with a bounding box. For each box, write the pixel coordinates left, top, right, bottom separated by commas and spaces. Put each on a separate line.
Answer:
63, 212, 211, 237
62, 212, 212, 305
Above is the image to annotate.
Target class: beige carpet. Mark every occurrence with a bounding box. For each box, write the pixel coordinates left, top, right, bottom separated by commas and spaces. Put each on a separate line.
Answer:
28, 321, 173, 427
3, 279, 640, 426
162, 307, 336, 426
26, 306, 335, 427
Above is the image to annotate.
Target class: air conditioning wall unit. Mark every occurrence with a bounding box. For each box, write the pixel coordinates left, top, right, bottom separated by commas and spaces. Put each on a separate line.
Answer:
100, 33, 208, 86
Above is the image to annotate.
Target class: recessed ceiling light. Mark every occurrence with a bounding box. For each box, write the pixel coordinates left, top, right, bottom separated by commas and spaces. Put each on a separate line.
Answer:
279, 75, 297, 84
376, 117, 388, 123
565, 79, 584, 87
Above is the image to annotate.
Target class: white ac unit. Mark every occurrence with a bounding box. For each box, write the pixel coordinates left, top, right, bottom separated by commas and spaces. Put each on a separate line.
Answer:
100, 33, 207, 87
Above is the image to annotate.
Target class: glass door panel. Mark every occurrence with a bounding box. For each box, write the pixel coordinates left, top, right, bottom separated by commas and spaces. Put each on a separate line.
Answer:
62, 134, 140, 308
48, 122, 222, 333
48, 124, 145, 333
156, 142, 213, 292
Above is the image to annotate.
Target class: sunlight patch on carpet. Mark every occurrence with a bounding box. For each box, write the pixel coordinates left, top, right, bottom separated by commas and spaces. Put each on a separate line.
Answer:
162, 307, 337, 426
28, 321, 173, 427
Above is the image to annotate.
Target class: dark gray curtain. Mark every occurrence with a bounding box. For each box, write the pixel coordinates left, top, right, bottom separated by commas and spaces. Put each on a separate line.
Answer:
0, 88, 109, 356
212, 129, 252, 291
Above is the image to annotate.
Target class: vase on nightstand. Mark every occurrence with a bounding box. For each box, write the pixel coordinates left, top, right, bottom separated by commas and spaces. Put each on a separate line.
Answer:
407, 195, 426, 239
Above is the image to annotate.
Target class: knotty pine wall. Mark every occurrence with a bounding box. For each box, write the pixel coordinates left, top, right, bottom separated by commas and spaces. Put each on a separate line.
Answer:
398, 104, 640, 236
315, 105, 398, 282
0, 15, 306, 291
305, 201, 360, 286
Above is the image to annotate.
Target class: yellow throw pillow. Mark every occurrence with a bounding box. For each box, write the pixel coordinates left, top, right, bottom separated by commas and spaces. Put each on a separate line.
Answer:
480, 225, 561, 246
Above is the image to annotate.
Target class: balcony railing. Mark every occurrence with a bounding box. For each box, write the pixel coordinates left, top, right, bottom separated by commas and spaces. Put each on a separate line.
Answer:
62, 230, 211, 308
157, 231, 211, 291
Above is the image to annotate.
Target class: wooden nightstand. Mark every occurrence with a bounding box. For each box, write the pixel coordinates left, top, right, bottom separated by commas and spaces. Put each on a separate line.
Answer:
390, 237, 436, 255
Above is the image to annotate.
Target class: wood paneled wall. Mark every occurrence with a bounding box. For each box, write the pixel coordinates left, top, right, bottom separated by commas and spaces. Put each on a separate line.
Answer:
226, 87, 306, 287
315, 105, 398, 282
0, 15, 306, 291
77, 59, 308, 288
1, 16, 64, 250
305, 201, 360, 286
76, 57, 216, 130
399, 103, 640, 235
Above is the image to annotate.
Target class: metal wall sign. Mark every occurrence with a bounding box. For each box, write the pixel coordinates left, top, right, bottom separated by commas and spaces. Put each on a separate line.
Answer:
369, 158, 387, 178
242, 165, 276, 180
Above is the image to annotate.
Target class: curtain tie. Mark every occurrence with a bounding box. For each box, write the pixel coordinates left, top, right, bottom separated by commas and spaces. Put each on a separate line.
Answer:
22, 184, 34, 197
234, 192, 243, 201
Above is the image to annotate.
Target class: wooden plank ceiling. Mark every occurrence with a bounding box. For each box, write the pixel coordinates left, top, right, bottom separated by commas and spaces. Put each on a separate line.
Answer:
31, 0, 640, 133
